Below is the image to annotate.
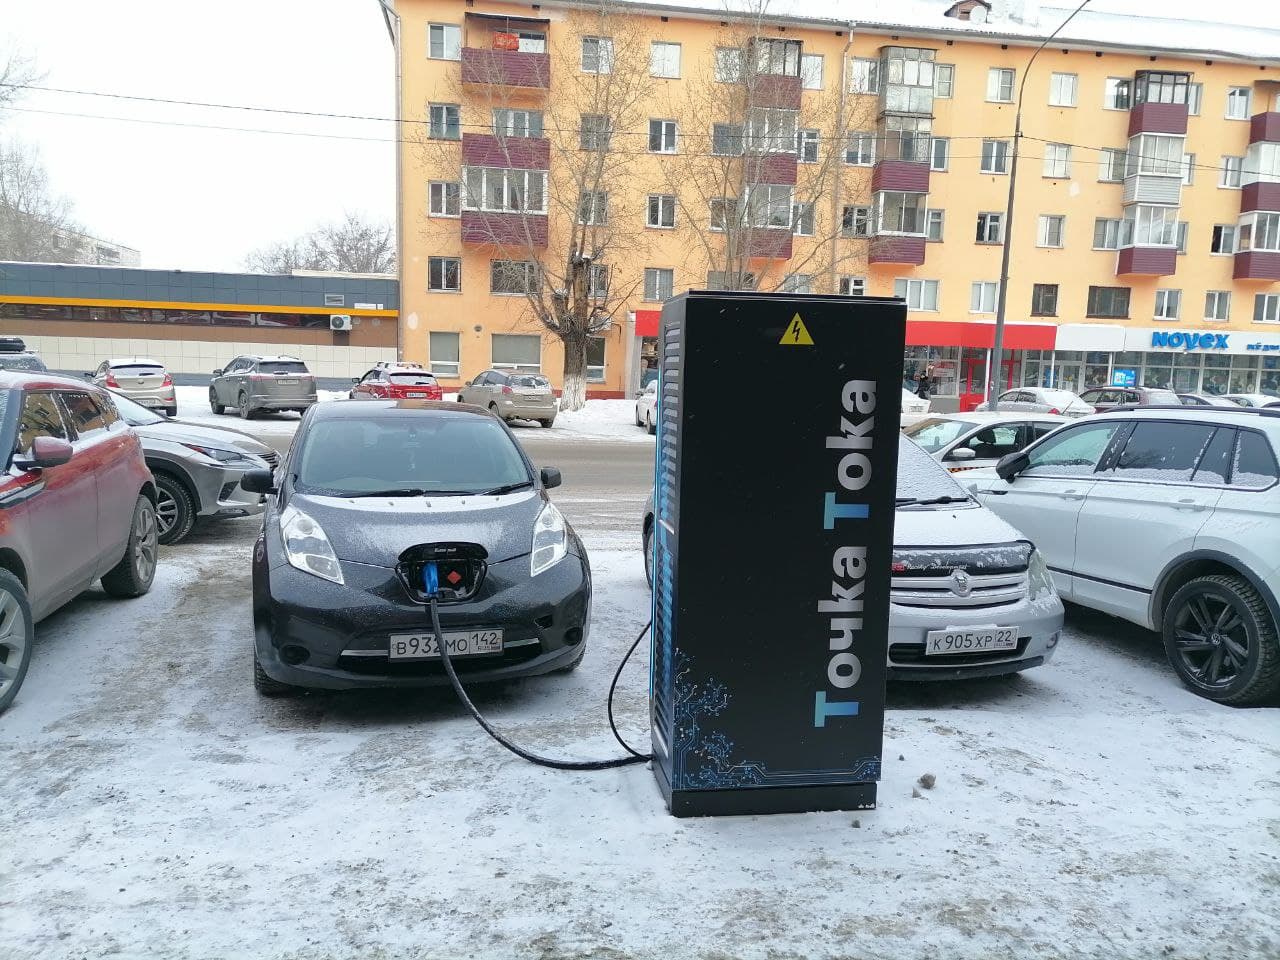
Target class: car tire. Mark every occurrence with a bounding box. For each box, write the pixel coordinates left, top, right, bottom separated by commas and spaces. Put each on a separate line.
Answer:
488, 403, 505, 422
154, 472, 196, 546
643, 521, 654, 590
636, 409, 644, 427
1162, 574, 1280, 705
0, 569, 34, 714
209, 389, 224, 415
101, 495, 159, 598
645, 411, 656, 435
539, 418, 555, 429
238, 394, 255, 420
254, 649, 300, 697
165, 406, 178, 418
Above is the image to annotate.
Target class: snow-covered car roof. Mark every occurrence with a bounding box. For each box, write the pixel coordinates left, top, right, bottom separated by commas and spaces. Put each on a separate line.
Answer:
107, 357, 164, 367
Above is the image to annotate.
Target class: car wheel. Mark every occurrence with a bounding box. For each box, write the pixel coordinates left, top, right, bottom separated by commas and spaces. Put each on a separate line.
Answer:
488, 403, 505, 422
101, 495, 159, 598
645, 411, 656, 435
238, 394, 255, 420
1162, 574, 1280, 705
0, 569, 34, 714
643, 521, 654, 590
154, 472, 196, 545
165, 406, 178, 418
209, 389, 224, 415
254, 649, 300, 697
539, 418, 555, 429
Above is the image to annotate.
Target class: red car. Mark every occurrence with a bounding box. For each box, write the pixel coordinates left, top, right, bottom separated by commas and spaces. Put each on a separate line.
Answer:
0, 372, 159, 713
349, 366, 444, 401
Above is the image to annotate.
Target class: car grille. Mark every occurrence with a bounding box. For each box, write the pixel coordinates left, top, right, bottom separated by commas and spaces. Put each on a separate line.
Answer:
891, 571, 1028, 609
890, 543, 1031, 610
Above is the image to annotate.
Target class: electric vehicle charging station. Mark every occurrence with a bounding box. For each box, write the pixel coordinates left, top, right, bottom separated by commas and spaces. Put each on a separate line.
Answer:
649, 291, 906, 817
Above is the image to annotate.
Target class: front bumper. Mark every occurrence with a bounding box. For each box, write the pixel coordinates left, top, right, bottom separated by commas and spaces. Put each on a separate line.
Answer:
497, 398, 557, 421
125, 388, 176, 409
189, 461, 267, 520
253, 549, 590, 689
886, 594, 1064, 681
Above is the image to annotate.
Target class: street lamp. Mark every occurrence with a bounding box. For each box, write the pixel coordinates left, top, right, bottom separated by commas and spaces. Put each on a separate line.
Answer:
986, 0, 1092, 410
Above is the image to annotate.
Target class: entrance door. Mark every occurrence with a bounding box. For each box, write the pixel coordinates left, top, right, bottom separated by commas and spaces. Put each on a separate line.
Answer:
959, 354, 1014, 411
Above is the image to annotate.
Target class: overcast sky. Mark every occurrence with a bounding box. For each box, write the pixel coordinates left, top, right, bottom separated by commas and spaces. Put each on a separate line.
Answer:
2, 0, 1277, 272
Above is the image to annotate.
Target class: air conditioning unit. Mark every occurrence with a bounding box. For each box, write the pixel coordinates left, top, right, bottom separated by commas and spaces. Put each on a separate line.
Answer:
329, 314, 353, 332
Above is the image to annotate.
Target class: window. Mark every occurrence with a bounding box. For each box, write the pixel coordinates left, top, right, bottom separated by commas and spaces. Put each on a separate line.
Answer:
17, 392, 67, 454
747, 184, 793, 228
491, 334, 541, 373
1122, 205, 1178, 246
845, 131, 875, 166
1187, 82, 1202, 115
1024, 421, 1123, 477
644, 267, 674, 302
848, 57, 879, 94
648, 119, 678, 154
1130, 134, 1183, 176
429, 331, 460, 378
1240, 212, 1280, 252
1205, 290, 1231, 321
586, 337, 606, 382
715, 47, 742, 82
650, 41, 681, 78
975, 212, 1004, 244
981, 139, 1010, 174
709, 197, 741, 231
1043, 142, 1071, 178
792, 202, 815, 236
429, 103, 460, 140
894, 279, 940, 311
1087, 286, 1131, 318
462, 167, 547, 213
578, 190, 608, 225
1037, 214, 1065, 248
745, 107, 797, 153
800, 53, 823, 90
428, 256, 461, 292
987, 67, 1015, 102
1254, 294, 1280, 324
839, 276, 866, 296
934, 63, 954, 98
930, 137, 949, 171
1176, 221, 1188, 254
712, 123, 744, 157
1099, 147, 1127, 182
925, 209, 944, 242
580, 114, 611, 151
428, 23, 461, 60
493, 109, 544, 138
1093, 218, 1122, 250
581, 36, 614, 74
779, 273, 813, 294
646, 194, 676, 228
754, 37, 801, 77
1049, 72, 1077, 107
970, 281, 999, 313
588, 263, 609, 299
514, 30, 546, 53
1226, 86, 1252, 120
706, 270, 756, 290
1233, 431, 1280, 489
1188, 426, 1234, 484
490, 260, 538, 295
1181, 153, 1195, 186
797, 129, 819, 163
878, 192, 926, 234
1220, 156, 1243, 188
1110, 422, 1218, 483
842, 204, 871, 238
1104, 77, 1131, 110
429, 181, 460, 217
1031, 283, 1058, 316
1154, 288, 1182, 320
1211, 224, 1236, 254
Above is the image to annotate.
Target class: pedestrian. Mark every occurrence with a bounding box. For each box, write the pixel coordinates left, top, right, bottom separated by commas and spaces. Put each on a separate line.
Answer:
916, 367, 932, 400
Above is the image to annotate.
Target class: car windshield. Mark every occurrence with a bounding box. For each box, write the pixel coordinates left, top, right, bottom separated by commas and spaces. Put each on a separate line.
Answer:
0, 355, 47, 372
259, 361, 309, 375
295, 415, 532, 496
509, 375, 549, 388
108, 390, 165, 426
388, 372, 438, 385
903, 417, 978, 453
896, 435, 969, 503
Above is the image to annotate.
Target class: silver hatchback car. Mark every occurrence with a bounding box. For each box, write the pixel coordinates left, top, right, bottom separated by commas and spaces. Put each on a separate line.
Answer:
90, 358, 176, 416
459, 370, 557, 427
209, 355, 317, 419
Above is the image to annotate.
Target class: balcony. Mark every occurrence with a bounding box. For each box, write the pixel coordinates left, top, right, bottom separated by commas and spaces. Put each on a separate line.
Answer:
1233, 251, 1280, 281
744, 152, 797, 185
461, 133, 549, 170
1127, 102, 1188, 137
868, 236, 926, 266
872, 160, 930, 194
461, 47, 550, 88
743, 228, 793, 260
1116, 246, 1176, 277
1241, 182, 1280, 214
1123, 174, 1182, 206
1249, 112, 1280, 144
461, 210, 547, 248
747, 73, 802, 110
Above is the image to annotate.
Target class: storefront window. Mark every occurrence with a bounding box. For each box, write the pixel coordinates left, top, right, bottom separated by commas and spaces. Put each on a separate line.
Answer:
1084, 352, 1111, 389
1171, 353, 1201, 393
1021, 350, 1047, 388
1261, 357, 1280, 397
903, 346, 958, 397
1202, 357, 1230, 395
1230, 354, 1259, 394
1141, 352, 1174, 389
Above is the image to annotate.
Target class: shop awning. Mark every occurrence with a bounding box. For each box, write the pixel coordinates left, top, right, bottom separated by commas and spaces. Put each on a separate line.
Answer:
634, 309, 661, 338
906, 320, 1057, 351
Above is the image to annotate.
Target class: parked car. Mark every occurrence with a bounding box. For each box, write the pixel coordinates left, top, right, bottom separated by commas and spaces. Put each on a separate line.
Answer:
1178, 393, 1240, 407
0, 372, 159, 713
641, 434, 1064, 681
0, 352, 47, 373
1223, 393, 1279, 408
243, 400, 587, 695
109, 391, 278, 544
961, 407, 1280, 704
1078, 386, 1182, 411
458, 370, 557, 427
374, 360, 424, 370
904, 412, 1068, 473
975, 387, 1094, 417
209, 356, 317, 420
900, 388, 930, 416
635, 381, 658, 434
89, 358, 176, 417
350, 366, 443, 401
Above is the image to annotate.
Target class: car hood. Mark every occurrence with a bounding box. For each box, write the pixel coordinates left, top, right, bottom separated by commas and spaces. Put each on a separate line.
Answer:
892, 502, 1026, 549
289, 490, 545, 566
133, 419, 274, 456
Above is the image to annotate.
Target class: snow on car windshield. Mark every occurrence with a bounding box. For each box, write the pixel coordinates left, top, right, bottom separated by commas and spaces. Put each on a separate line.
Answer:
903, 417, 978, 453
897, 435, 968, 501
509, 375, 549, 388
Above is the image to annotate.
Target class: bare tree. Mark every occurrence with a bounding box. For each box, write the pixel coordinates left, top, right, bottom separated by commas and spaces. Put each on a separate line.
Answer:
0, 139, 84, 263
0, 50, 40, 116
245, 212, 395, 274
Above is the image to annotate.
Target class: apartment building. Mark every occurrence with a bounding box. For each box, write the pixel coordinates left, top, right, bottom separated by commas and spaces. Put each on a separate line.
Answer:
389, 0, 1280, 407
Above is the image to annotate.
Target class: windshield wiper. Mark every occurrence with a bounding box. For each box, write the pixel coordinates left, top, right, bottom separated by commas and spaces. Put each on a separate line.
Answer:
481, 480, 534, 496
346, 488, 430, 498
896, 495, 971, 506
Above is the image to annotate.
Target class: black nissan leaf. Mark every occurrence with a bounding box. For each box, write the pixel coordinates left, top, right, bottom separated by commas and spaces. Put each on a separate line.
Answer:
244, 400, 590, 694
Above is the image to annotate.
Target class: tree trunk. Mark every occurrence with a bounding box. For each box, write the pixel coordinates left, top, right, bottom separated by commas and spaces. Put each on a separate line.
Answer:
560, 334, 589, 412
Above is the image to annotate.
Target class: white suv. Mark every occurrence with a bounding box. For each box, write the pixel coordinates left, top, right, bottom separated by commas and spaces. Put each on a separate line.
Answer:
965, 407, 1280, 704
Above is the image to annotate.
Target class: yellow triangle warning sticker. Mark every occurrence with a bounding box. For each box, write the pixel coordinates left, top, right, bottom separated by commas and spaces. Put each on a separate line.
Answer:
780, 313, 814, 346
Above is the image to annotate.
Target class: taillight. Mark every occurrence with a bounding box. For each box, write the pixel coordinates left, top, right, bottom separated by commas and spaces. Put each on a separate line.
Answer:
161, 373, 173, 387
105, 374, 119, 388
501, 385, 514, 395
430, 387, 443, 399
1048, 407, 1060, 415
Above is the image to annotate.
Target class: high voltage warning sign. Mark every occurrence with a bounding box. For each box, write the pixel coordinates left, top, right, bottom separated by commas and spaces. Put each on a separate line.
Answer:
780, 313, 814, 346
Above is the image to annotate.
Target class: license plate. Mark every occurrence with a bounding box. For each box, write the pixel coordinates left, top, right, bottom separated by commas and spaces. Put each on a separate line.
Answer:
924, 627, 1018, 656
407, 392, 426, 398
388, 629, 503, 660
277, 379, 298, 386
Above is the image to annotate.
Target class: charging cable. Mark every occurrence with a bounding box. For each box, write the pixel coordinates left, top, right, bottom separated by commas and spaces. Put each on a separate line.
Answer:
425, 564, 653, 770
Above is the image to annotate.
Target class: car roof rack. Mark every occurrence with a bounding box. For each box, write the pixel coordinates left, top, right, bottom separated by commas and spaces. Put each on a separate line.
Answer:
1100, 404, 1280, 418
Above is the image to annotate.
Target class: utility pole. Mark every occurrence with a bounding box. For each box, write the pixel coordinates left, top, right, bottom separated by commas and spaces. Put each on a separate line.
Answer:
375, 0, 404, 361
987, 0, 1091, 410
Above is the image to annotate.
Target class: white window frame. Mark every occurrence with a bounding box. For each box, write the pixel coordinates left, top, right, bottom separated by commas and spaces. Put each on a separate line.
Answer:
745, 108, 798, 154
877, 192, 926, 236
489, 260, 539, 296
1211, 224, 1237, 255
646, 194, 677, 229
1254, 293, 1280, 324
1104, 78, 1132, 111
792, 202, 815, 237
427, 256, 461, 293
970, 281, 999, 314
1093, 218, 1122, 250
648, 118, 678, 154
493, 108, 543, 139
1049, 72, 1077, 107
1239, 211, 1280, 253
986, 67, 1015, 103
981, 139, 1010, 174
709, 197, 741, 232
1122, 205, 1178, 247
1220, 156, 1243, 189
1181, 153, 1195, 186
842, 204, 871, 238
1043, 142, 1071, 179
930, 137, 949, 172
429, 181, 461, 218
712, 123, 744, 157
934, 63, 954, 98
797, 128, 819, 163
1204, 290, 1231, 322
780, 273, 813, 294
586, 336, 607, 382
578, 190, 608, 226
643, 267, 674, 302
1099, 147, 1127, 183
650, 41, 681, 79
1131, 134, 1184, 177
428, 23, 461, 61
925, 209, 945, 242
428, 331, 461, 378
847, 57, 879, 94
715, 47, 742, 83
1154, 288, 1181, 321
845, 131, 875, 166
587, 263, 609, 300
893, 278, 940, 312
1226, 86, 1252, 120
746, 184, 793, 229
428, 103, 461, 140
491, 333, 542, 373
581, 36, 614, 74
1037, 214, 1065, 248
1187, 82, 1203, 116
462, 167, 548, 214
976, 212, 1004, 244
579, 114, 611, 151
800, 53, 824, 90
839, 276, 867, 296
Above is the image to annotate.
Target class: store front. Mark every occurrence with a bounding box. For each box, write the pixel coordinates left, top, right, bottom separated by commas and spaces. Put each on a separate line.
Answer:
632, 309, 661, 394
903, 320, 1058, 412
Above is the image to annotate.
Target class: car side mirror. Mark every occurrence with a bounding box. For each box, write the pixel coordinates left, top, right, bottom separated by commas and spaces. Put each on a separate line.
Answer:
947, 447, 978, 461
995, 450, 1030, 481
540, 466, 562, 490
240, 469, 277, 494
83, 372, 94, 379
351, 377, 360, 384
17, 435, 74, 470
212, 368, 223, 376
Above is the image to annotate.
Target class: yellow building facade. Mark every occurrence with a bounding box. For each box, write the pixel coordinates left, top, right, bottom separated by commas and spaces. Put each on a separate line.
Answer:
391, 0, 1280, 408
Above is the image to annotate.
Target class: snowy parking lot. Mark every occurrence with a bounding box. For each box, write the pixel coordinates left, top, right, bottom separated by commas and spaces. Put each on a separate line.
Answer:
2, 397, 1279, 959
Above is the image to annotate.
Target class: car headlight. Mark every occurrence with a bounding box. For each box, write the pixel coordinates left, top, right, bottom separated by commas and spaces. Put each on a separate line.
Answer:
181, 442, 259, 468
530, 502, 567, 576
1027, 548, 1056, 601
280, 504, 344, 584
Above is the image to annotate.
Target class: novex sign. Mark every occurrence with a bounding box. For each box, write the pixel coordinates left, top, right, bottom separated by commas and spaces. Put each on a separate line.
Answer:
1151, 331, 1230, 351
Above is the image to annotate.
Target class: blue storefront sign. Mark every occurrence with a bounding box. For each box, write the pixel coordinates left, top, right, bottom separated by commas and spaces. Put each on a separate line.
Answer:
1151, 331, 1229, 351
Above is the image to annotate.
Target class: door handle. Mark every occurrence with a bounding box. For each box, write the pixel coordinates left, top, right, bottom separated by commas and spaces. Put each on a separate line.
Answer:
1175, 498, 1207, 511
1059, 490, 1084, 501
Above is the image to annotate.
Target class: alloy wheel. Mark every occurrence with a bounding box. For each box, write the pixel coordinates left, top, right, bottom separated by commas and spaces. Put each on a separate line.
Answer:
0, 588, 28, 700
134, 502, 158, 582
155, 487, 179, 538
1171, 592, 1250, 689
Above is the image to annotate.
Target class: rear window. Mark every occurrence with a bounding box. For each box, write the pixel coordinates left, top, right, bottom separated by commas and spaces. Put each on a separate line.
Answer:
111, 364, 164, 375
1145, 390, 1180, 405
1109, 421, 1216, 482
258, 361, 309, 375
388, 372, 438, 385
509, 375, 549, 388
1232, 431, 1279, 489
0, 355, 47, 372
